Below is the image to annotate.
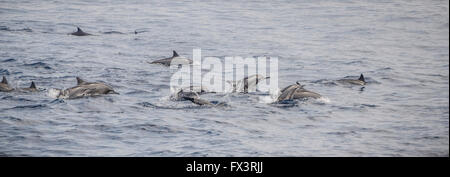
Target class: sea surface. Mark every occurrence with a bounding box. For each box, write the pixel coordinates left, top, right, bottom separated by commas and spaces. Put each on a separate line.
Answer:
0, 0, 448, 156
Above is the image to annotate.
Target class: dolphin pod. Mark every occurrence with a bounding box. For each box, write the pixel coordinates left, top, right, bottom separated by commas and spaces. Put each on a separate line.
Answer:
0, 76, 38, 92
2, 27, 370, 103
1, 76, 117, 100
0, 72, 367, 103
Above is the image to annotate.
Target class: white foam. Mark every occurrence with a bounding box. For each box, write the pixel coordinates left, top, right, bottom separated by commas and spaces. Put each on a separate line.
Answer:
317, 96, 331, 103
47, 88, 61, 99
258, 89, 280, 103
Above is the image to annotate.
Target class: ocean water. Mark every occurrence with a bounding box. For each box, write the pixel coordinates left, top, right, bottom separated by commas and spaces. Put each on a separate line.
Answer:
0, 0, 448, 156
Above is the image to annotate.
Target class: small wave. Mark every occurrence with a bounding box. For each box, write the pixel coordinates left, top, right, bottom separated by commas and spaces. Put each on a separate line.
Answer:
124, 90, 151, 95
101, 31, 125, 34
272, 100, 298, 108
327, 131, 357, 136
1, 58, 16, 62
23, 62, 52, 70
2, 116, 23, 122
123, 123, 182, 134
359, 104, 377, 108
0, 69, 10, 75
134, 29, 149, 34
48, 98, 65, 104
138, 101, 204, 110
0, 26, 32, 32
1, 95, 33, 102
4, 104, 47, 111
344, 60, 364, 65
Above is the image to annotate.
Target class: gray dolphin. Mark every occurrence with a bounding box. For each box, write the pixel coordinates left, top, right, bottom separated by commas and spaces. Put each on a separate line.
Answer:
0, 76, 14, 92
69, 27, 92, 36
277, 82, 322, 102
149, 50, 192, 66
0, 77, 38, 92
182, 95, 227, 107
173, 87, 226, 106
337, 74, 366, 85
227, 74, 270, 93
52, 77, 118, 99
19, 81, 39, 92
173, 86, 211, 101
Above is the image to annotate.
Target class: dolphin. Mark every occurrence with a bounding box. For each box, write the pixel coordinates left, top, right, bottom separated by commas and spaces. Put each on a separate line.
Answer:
182, 96, 213, 106
0, 76, 14, 92
69, 27, 92, 36
227, 74, 270, 93
337, 74, 366, 85
149, 50, 192, 66
0, 77, 39, 92
19, 81, 39, 92
277, 82, 321, 102
172, 86, 226, 106
182, 94, 227, 107
52, 77, 118, 99
172, 86, 211, 101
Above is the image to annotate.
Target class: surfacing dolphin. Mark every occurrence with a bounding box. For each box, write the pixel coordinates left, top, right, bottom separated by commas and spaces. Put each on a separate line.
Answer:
182, 95, 227, 107
69, 27, 92, 36
0, 76, 13, 92
337, 74, 366, 86
276, 82, 322, 102
172, 87, 226, 107
18, 81, 39, 92
149, 50, 192, 67
51, 77, 118, 99
227, 74, 270, 93
0, 76, 37, 92
172, 86, 211, 101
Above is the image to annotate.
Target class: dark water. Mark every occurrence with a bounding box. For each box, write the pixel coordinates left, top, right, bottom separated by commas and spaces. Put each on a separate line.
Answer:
0, 0, 448, 156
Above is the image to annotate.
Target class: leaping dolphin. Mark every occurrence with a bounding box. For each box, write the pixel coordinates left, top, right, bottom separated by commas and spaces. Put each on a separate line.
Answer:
52, 77, 118, 99
227, 74, 270, 93
277, 82, 322, 102
0, 76, 13, 92
337, 74, 366, 85
69, 27, 92, 36
149, 50, 192, 66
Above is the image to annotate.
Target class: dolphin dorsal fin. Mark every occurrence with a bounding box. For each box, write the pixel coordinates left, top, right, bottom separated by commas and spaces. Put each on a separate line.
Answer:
359, 74, 365, 82
1, 76, 7, 84
76, 77, 85, 85
173, 50, 179, 57
30, 81, 36, 89
295, 81, 305, 89
77, 27, 83, 32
